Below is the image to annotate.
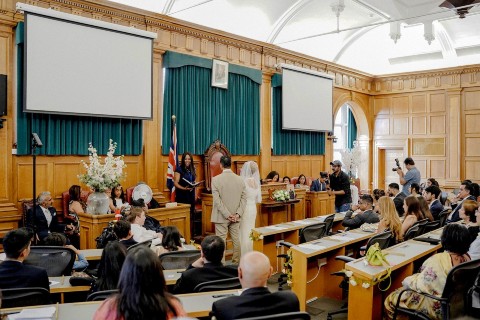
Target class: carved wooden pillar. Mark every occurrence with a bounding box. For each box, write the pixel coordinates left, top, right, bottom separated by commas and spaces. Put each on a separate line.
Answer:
260, 72, 273, 178
445, 88, 462, 187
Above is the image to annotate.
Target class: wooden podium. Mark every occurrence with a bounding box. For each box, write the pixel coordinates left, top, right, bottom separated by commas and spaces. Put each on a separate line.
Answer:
78, 204, 191, 249
305, 191, 335, 217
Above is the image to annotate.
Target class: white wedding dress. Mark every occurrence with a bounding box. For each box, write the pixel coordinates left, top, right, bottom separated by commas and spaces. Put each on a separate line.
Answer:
240, 177, 260, 255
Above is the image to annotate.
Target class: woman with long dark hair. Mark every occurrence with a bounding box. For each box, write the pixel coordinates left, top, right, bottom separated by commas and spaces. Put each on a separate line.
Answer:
93, 246, 186, 320
401, 195, 425, 236
91, 241, 127, 292
67, 185, 84, 248
109, 185, 127, 213
174, 152, 197, 232
157, 226, 184, 255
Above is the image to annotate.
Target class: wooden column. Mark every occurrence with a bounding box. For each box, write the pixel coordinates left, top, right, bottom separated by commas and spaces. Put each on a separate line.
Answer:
445, 88, 462, 187
259, 72, 273, 177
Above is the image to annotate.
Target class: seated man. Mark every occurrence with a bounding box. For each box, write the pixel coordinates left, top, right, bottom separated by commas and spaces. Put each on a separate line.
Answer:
172, 235, 238, 294
211, 251, 300, 320
387, 183, 406, 217
342, 194, 379, 229
26, 191, 63, 243
44, 232, 89, 271
0, 228, 49, 291
113, 220, 138, 249
310, 171, 328, 192
423, 185, 443, 220
126, 206, 162, 246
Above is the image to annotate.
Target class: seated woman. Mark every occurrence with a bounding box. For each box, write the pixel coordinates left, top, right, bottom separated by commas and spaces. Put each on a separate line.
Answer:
67, 185, 85, 248
295, 174, 309, 190
376, 196, 403, 244
44, 232, 89, 271
409, 183, 421, 196
91, 241, 127, 293
417, 196, 434, 222
93, 246, 187, 320
401, 195, 425, 236
372, 189, 385, 213
384, 224, 471, 319
283, 176, 291, 184
459, 199, 479, 244
157, 226, 185, 255
263, 171, 279, 184
109, 185, 129, 213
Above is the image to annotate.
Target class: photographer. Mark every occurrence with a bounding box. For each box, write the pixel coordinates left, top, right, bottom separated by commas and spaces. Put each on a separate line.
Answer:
327, 160, 352, 213
395, 157, 421, 196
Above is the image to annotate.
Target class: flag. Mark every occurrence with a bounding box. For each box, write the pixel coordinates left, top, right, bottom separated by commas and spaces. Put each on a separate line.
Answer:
167, 120, 177, 202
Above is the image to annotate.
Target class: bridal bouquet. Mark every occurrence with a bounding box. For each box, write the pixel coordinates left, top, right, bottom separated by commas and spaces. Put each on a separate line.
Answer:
78, 140, 126, 192
272, 189, 290, 201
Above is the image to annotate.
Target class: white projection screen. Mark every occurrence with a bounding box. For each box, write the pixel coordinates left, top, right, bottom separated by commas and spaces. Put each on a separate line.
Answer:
281, 65, 333, 132
20, 3, 156, 119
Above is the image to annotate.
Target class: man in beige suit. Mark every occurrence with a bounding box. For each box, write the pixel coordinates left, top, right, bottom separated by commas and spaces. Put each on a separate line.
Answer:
211, 155, 246, 264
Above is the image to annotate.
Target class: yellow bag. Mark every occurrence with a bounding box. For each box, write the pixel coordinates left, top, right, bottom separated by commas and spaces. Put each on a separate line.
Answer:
365, 242, 392, 291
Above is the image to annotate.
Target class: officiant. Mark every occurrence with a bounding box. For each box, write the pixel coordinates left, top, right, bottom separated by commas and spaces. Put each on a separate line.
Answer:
174, 152, 197, 230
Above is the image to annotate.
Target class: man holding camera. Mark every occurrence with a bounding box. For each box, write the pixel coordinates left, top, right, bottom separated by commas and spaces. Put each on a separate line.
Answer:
395, 157, 421, 196
327, 160, 352, 212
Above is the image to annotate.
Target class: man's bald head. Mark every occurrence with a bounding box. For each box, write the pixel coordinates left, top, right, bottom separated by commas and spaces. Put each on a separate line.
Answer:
238, 251, 272, 288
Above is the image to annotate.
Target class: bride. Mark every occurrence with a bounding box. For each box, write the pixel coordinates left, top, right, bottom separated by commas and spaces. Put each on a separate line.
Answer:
239, 161, 262, 255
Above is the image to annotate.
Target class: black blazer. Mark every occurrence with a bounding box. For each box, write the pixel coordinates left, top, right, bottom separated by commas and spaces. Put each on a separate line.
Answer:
211, 287, 300, 320
448, 195, 476, 223
172, 262, 238, 294
342, 209, 380, 229
0, 260, 49, 291
429, 199, 444, 220
393, 192, 406, 217
26, 206, 61, 242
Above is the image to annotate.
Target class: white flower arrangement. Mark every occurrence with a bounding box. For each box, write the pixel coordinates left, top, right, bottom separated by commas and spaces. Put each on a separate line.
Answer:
78, 140, 126, 192
339, 140, 363, 179
272, 189, 290, 201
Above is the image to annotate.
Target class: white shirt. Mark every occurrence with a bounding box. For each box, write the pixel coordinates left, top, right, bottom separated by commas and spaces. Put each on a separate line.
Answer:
130, 223, 161, 246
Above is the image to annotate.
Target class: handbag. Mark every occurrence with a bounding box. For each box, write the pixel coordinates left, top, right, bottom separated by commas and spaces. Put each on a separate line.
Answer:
365, 242, 392, 291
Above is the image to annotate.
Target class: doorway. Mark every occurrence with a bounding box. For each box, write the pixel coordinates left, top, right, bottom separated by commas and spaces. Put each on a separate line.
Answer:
378, 148, 404, 191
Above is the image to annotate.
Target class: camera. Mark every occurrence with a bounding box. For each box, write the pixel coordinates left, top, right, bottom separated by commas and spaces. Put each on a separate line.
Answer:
392, 158, 401, 172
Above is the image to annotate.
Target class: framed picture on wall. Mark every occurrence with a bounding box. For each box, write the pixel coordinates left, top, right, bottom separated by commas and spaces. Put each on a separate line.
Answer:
211, 59, 229, 89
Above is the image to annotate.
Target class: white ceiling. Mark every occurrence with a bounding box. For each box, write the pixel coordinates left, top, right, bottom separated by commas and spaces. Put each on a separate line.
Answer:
108, 0, 480, 75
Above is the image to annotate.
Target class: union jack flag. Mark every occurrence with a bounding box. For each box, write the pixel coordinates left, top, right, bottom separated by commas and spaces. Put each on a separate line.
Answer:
166, 120, 177, 202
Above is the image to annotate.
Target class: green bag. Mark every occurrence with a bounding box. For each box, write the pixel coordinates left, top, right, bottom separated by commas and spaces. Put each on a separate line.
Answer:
365, 242, 392, 291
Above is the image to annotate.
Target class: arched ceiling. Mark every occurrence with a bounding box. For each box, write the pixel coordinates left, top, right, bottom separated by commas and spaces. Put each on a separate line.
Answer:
108, 0, 480, 75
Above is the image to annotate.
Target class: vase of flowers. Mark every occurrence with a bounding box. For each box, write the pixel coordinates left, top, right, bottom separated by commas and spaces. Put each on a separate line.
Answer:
272, 189, 290, 202
78, 140, 126, 215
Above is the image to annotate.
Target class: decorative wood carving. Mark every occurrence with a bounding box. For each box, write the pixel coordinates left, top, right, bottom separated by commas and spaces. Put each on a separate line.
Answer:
203, 140, 232, 192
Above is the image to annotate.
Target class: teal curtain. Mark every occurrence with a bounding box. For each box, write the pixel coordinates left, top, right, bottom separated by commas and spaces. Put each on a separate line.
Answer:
347, 107, 357, 149
162, 53, 260, 155
271, 76, 325, 155
15, 22, 143, 155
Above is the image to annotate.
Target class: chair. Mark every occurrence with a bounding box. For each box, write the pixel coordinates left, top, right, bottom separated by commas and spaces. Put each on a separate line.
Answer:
466, 267, 480, 317
412, 219, 429, 236
158, 250, 201, 270
127, 239, 152, 251
323, 213, 336, 235
125, 186, 134, 204
392, 259, 480, 320
422, 220, 441, 234
87, 289, 118, 301
61, 190, 91, 221
24, 246, 75, 276
438, 208, 451, 227
237, 311, 311, 320
0, 287, 50, 308
403, 224, 420, 241
193, 277, 241, 292
326, 231, 393, 320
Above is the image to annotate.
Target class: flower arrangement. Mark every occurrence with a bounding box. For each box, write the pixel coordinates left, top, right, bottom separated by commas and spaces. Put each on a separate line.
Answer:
282, 249, 293, 286
339, 140, 363, 179
272, 189, 290, 201
249, 229, 264, 242
78, 140, 126, 192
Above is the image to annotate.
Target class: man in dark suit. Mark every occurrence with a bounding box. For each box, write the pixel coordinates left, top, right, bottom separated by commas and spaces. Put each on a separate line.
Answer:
26, 191, 62, 243
310, 171, 328, 192
342, 194, 379, 229
172, 235, 238, 294
0, 228, 49, 291
423, 185, 444, 220
387, 183, 406, 217
447, 181, 476, 223
211, 251, 299, 320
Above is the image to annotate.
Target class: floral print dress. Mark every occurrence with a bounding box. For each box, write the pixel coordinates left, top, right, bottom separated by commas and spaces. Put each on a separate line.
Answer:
384, 251, 454, 319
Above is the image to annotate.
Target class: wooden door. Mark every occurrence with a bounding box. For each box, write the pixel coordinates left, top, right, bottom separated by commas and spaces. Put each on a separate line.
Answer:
382, 149, 404, 190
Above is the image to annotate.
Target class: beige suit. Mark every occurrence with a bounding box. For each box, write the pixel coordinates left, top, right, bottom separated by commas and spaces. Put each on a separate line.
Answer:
211, 169, 246, 264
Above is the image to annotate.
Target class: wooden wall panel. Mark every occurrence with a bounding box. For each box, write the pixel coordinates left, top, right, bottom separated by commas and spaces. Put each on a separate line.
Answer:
392, 96, 409, 114
393, 117, 409, 135
466, 114, 480, 134
375, 118, 389, 135
430, 93, 445, 112
415, 160, 427, 179
374, 98, 390, 115
465, 91, 480, 110
412, 116, 426, 134
411, 95, 426, 113
465, 161, 480, 180
430, 160, 445, 178
430, 115, 445, 134
466, 138, 480, 156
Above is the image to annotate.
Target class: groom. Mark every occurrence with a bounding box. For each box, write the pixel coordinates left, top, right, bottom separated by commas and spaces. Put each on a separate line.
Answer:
211, 155, 246, 264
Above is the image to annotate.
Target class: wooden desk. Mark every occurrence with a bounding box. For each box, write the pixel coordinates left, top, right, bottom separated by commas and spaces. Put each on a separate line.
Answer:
261, 199, 300, 226
305, 191, 335, 218
345, 231, 442, 320
49, 276, 91, 303
79, 248, 102, 261
290, 228, 375, 311
252, 213, 345, 268
164, 269, 184, 285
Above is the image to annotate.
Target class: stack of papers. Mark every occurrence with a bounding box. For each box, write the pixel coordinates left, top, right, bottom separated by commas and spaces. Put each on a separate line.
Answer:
9, 307, 56, 320
328, 235, 350, 242
264, 226, 287, 231
298, 243, 326, 251
292, 220, 311, 225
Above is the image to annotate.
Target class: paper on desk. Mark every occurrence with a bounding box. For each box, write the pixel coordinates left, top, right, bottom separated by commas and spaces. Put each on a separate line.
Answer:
328, 235, 350, 241
264, 226, 288, 231
8, 307, 56, 319
49, 280, 60, 286
292, 220, 311, 225
298, 243, 326, 251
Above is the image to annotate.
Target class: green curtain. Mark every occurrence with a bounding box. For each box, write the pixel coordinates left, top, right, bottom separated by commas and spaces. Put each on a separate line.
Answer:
161, 64, 260, 155
15, 22, 143, 156
271, 78, 325, 155
347, 107, 357, 149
